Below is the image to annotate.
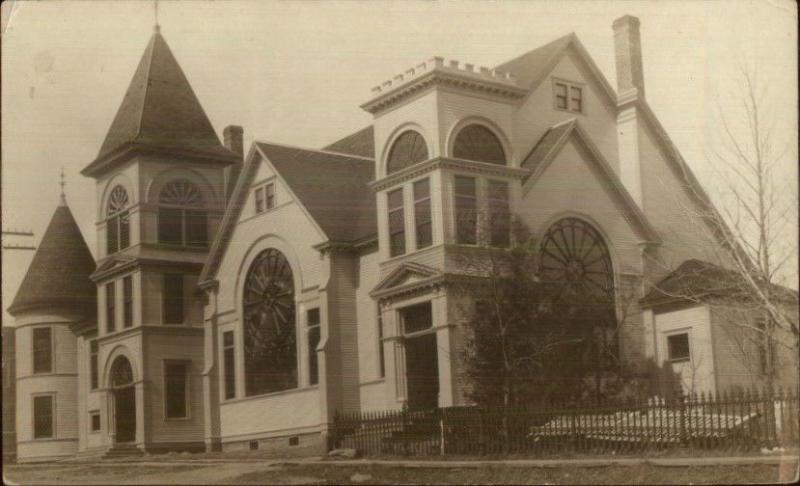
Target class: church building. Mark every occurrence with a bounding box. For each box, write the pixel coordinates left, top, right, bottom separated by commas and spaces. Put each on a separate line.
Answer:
9, 16, 792, 462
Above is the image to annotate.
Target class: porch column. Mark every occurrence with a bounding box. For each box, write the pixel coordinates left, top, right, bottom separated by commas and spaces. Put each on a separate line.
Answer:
433, 292, 455, 407
135, 381, 146, 447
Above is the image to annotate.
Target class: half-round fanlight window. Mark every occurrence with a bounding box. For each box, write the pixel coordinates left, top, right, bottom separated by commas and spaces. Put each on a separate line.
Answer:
242, 248, 297, 396
386, 130, 429, 175
107, 186, 129, 216
157, 179, 207, 247
452, 124, 506, 165
159, 179, 204, 207
539, 218, 614, 302
110, 356, 134, 388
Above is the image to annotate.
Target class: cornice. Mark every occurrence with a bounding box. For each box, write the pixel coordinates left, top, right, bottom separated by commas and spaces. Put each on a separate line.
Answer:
370, 157, 530, 192
361, 71, 527, 115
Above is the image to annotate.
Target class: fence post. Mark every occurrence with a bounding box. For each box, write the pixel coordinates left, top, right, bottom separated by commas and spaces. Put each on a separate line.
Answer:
679, 394, 687, 446
439, 408, 446, 456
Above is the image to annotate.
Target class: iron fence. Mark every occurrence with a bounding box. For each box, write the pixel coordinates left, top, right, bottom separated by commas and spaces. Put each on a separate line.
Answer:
330, 387, 799, 456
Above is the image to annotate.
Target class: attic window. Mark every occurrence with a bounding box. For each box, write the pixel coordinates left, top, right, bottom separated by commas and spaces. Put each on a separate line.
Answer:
255, 183, 276, 214
553, 80, 583, 113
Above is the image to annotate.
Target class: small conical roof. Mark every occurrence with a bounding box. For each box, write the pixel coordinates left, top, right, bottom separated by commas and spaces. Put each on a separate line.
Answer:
8, 202, 97, 316
82, 29, 236, 177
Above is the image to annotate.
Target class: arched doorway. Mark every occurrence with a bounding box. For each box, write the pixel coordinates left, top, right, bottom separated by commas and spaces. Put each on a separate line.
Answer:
109, 356, 136, 443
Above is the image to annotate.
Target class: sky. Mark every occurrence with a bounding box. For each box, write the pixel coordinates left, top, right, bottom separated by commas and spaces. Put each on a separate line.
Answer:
1, 0, 797, 324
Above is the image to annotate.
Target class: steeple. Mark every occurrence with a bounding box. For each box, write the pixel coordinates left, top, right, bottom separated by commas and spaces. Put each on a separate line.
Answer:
7, 201, 96, 316
82, 28, 237, 177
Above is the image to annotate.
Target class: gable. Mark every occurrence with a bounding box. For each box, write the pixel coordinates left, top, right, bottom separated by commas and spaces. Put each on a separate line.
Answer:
511, 44, 620, 170
371, 262, 442, 298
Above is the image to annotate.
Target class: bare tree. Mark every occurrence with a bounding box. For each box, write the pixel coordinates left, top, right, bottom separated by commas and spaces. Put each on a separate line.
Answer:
655, 64, 799, 389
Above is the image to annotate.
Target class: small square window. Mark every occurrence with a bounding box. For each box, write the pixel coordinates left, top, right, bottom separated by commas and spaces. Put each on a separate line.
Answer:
553, 80, 583, 114
667, 333, 690, 362
554, 83, 568, 109
570, 86, 583, 112
90, 412, 101, 432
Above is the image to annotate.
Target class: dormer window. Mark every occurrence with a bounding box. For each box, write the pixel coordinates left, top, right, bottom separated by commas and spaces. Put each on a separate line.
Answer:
387, 130, 428, 175
553, 80, 583, 113
158, 179, 207, 247
452, 125, 506, 165
106, 185, 130, 255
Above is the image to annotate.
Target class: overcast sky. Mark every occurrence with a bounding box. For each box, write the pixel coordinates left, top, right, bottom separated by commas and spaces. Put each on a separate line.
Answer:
2, 0, 797, 323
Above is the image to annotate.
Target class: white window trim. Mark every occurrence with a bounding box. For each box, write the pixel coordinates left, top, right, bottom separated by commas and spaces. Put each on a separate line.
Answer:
254, 182, 277, 214
162, 359, 191, 421
31, 392, 56, 440
32, 325, 55, 375
552, 77, 585, 114
665, 329, 692, 363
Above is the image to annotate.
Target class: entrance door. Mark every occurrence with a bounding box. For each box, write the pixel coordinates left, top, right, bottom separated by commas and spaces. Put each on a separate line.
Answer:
405, 333, 439, 411
114, 386, 136, 442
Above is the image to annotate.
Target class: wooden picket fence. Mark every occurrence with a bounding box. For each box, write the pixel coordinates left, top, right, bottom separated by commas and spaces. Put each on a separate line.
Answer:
330, 387, 799, 456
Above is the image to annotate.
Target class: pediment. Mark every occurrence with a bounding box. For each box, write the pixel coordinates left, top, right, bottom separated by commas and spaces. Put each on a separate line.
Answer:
91, 254, 137, 281
371, 262, 442, 296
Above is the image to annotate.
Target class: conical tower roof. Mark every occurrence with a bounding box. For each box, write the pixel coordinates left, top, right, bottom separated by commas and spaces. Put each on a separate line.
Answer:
82, 28, 236, 177
8, 201, 97, 316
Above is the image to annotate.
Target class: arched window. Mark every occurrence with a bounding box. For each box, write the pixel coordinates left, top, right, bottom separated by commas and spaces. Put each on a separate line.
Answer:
452, 124, 506, 165
110, 356, 134, 388
243, 249, 297, 396
157, 179, 207, 247
539, 218, 617, 369
387, 130, 429, 175
107, 186, 130, 255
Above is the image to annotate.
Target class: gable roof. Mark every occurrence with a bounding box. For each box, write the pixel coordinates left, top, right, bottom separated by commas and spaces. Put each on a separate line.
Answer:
522, 118, 661, 244
323, 125, 375, 158
495, 33, 617, 105
8, 201, 97, 316
199, 142, 376, 285
641, 259, 799, 308
82, 29, 236, 177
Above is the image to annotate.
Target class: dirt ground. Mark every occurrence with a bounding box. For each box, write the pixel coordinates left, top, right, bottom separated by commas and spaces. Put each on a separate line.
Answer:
4, 461, 796, 485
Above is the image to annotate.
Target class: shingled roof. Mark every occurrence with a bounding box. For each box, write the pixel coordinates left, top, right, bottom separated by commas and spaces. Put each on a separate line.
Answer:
641, 259, 799, 308
82, 28, 237, 177
323, 126, 375, 158
8, 201, 97, 316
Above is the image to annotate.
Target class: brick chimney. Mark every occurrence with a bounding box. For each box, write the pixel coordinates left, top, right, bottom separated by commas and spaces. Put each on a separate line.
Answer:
223, 125, 244, 201
613, 15, 645, 98
613, 15, 644, 209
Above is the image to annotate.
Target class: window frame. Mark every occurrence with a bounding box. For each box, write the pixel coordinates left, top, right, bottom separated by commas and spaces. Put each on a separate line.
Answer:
488, 179, 511, 248
387, 187, 406, 257
666, 331, 691, 363
106, 281, 116, 333
123, 275, 134, 328
90, 339, 99, 390
454, 175, 478, 245
32, 393, 55, 439
254, 186, 265, 214
413, 178, 433, 250
552, 78, 585, 114
106, 185, 130, 255
162, 274, 185, 325
157, 180, 208, 248
89, 410, 101, 433
222, 330, 236, 400
163, 360, 190, 420
306, 308, 321, 386
400, 301, 434, 335
32, 326, 54, 374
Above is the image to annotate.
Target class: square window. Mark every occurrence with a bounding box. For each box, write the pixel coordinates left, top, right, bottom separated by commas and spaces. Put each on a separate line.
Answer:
90, 412, 101, 432
570, 86, 583, 112
554, 82, 568, 109
554, 80, 583, 113
667, 333, 690, 362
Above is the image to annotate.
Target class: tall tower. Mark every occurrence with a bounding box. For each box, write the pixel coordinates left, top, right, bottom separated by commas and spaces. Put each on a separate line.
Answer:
79, 26, 238, 453
8, 197, 96, 462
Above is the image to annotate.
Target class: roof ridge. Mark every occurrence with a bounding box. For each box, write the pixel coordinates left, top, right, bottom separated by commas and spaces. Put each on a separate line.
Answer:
256, 140, 375, 161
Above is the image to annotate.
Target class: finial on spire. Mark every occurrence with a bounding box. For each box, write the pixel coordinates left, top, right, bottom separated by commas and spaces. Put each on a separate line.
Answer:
153, 0, 160, 33
59, 167, 66, 205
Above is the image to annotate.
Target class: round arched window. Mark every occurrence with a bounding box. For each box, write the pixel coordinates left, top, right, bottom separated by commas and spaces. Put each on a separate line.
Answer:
539, 218, 614, 302
243, 249, 297, 396
452, 124, 506, 165
110, 356, 134, 388
106, 186, 130, 254
386, 130, 429, 175
157, 179, 207, 247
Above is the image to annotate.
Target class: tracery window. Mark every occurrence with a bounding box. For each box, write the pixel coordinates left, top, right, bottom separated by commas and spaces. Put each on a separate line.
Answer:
539, 218, 617, 367
387, 130, 429, 175
106, 185, 130, 255
243, 249, 297, 396
158, 179, 208, 247
452, 124, 506, 165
